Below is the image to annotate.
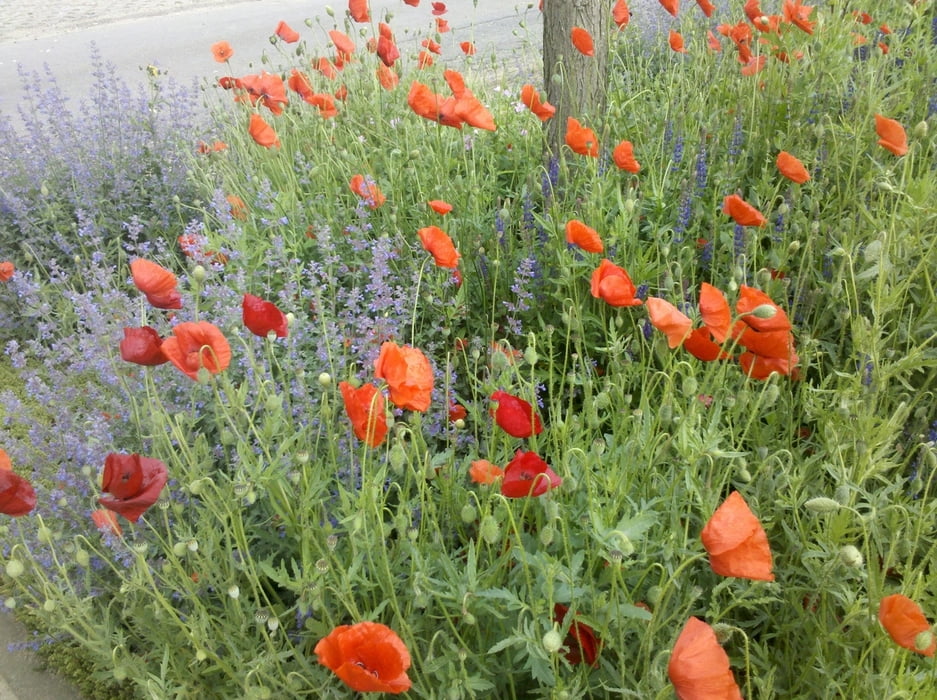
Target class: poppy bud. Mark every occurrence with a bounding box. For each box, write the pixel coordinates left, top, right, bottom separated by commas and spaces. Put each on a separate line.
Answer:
711, 623, 733, 644
75, 549, 90, 568
480, 514, 500, 544
839, 545, 864, 568
539, 525, 555, 546
788, 240, 801, 254
543, 629, 564, 653
173, 541, 188, 557
805, 497, 841, 513
228, 585, 240, 599
912, 120, 928, 139
5, 560, 24, 578
43, 600, 56, 612
460, 504, 477, 523
324, 5, 334, 17
751, 303, 778, 319
916, 631, 935, 653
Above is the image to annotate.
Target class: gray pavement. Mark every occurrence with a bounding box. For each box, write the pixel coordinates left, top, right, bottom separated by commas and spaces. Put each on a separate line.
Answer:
0, 612, 84, 700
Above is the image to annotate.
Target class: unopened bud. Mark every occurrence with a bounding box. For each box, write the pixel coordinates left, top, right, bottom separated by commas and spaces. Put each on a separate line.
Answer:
804, 497, 840, 513
192, 265, 207, 283
915, 630, 934, 653
751, 303, 778, 319
839, 545, 864, 568
912, 120, 928, 139
542, 629, 564, 653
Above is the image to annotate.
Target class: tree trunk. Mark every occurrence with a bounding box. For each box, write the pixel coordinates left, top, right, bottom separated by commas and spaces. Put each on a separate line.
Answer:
542, 0, 609, 159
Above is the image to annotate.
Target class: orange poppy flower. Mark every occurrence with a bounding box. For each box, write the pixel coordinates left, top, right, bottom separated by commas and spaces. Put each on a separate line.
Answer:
669, 30, 687, 53
701, 491, 775, 581
120, 326, 168, 366
565, 117, 598, 157
91, 508, 123, 537
339, 381, 388, 448
329, 30, 355, 60
782, 0, 815, 34
668, 617, 743, 700
315, 621, 411, 694
160, 321, 231, 381
0, 261, 14, 282
695, 0, 715, 16
248, 113, 280, 149
776, 151, 810, 183
445, 69, 496, 131
613, 0, 630, 29
349, 174, 386, 208
743, 0, 763, 22
235, 72, 288, 114
469, 459, 504, 485
646, 297, 692, 348
403, 0, 419, 5
348, 0, 370, 22
0, 449, 11, 472
418, 226, 460, 268
431, 1, 447, 14
226, 194, 248, 220
699, 283, 731, 342
313, 57, 338, 80
436, 18, 449, 33
130, 258, 182, 309
739, 351, 799, 380
427, 199, 453, 215
658, 0, 679, 17
571, 27, 594, 56
741, 55, 767, 75
722, 194, 766, 227
519, 85, 556, 122
683, 327, 731, 362
211, 41, 234, 62
374, 342, 434, 412
460, 41, 476, 55
274, 21, 300, 43
706, 31, 722, 51
874, 114, 908, 156
565, 219, 604, 253
612, 140, 641, 173
407, 81, 461, 128
591, 259, 642, 307
376, 64, 399, 90
878, 594, 936, 657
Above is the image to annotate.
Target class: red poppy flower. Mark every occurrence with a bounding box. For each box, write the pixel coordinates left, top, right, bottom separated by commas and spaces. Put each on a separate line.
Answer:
0, 261, 13, 282
339, 381, 388, 448
501, 451, 561, 498
235, 72, 288, 114
740, 55, 767, 76
490, 390, 543, 438
699, 283, 731, 342
565, 219, 604, 253
460, 41, 476, 55
407, 81, 457, 126
211, 41, 234, 62
349, 174, 386, 208
701, 491, 775, 581
0, 463, 36, 517
422, 38, 442, 55
315, 621, 411, 694
722, 194, 766, 227
566, 117, 598, 157
553, 604, 601, 667
469, 459, 504, 484
612, 140, 641, 173
738, 351, 798, 380
376, 64, 399, 90
375, 342, 434, 412
418, 226, 460, 268
874, 114, 908, 156
743, 0, 763, 22
735, 285, 791, 333
242, 293, 288, 338
669, 30, 687, 53
377, 23, 400, 66
329, 30, 356, 60
782, 0, 815, 35
707, 31, 722, 51
98, 453, 168, 522
646, 297, 692, 348
519, 85, 556, 122
120, 327, 168, 366
161, 321, 232, 381
445, 70, 496, 131
274, 20, 300, 43
348, 0, 370, 22
658, 0, 679, 17
436, 18, 449, 32
668, 617, 743, 700
571, 27, 595, 56
431, 1, 447, 14
448, 402, 467, 422
403, 0, 419, 5
683, 327, 730, 362
878, 594, 936, 657
130, 258, 182, 309
91, 508, 122, 537
776, 151, 810, 183
590, 259, 642, 307
313, 57, 338, 80
694, 0, 715, 16
427, 199, 453, 215
0, 449, 10, 472
613, 0, 630, 29
248, 113, 280, 149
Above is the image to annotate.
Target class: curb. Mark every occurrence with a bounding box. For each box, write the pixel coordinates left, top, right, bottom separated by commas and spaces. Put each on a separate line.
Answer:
0, 612, 85, 700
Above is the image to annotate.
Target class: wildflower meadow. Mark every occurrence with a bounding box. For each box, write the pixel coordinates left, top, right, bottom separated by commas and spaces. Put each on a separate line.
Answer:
1, 1, 936, 698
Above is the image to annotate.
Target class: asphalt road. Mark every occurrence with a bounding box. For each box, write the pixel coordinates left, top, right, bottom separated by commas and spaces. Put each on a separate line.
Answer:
0, 0, 545, 121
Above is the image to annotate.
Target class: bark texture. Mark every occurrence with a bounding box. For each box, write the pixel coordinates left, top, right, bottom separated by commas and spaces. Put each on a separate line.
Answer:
542, 0, 609, 158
